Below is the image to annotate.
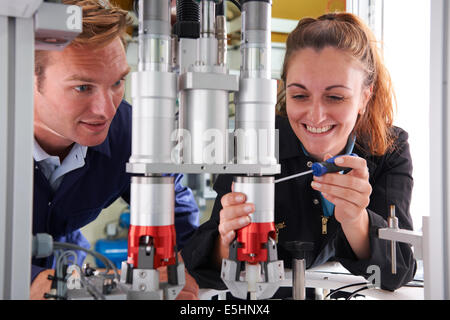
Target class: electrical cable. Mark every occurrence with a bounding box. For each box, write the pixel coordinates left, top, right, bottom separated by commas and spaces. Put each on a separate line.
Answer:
54, 249, 78, 299
52, 242, 121, 300
53, 242, 120, 282
346, 285, 370, 300
324, 282, 368, 300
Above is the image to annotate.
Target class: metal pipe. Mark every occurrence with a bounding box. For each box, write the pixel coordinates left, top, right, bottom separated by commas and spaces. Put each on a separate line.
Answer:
200, 0, 216, 37
388, 205, 399, 274
292, 258, 306, 300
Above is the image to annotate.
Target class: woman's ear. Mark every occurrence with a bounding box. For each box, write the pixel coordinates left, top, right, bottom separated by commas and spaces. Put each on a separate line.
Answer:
359, 85, 373, 115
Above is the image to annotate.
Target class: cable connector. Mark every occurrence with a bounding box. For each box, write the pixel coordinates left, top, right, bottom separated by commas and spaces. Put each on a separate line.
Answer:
32, 233, 53, 258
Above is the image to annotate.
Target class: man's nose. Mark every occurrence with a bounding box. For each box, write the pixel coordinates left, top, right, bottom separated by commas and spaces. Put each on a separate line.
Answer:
91, 90, 116, 118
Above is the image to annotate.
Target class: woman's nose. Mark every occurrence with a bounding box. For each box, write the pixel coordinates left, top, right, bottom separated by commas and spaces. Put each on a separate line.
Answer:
309, 100, 327, 124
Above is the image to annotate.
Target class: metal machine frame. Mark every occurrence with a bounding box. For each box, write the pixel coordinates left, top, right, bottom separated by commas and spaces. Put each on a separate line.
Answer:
0, 0, 81, 299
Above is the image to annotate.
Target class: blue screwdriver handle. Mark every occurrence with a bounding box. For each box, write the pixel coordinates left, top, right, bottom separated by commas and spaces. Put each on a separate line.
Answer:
311, 153, 358, 177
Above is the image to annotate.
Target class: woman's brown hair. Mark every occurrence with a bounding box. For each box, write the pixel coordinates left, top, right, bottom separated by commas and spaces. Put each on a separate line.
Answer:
35, 0, 133, 92
277, 12, 396, 156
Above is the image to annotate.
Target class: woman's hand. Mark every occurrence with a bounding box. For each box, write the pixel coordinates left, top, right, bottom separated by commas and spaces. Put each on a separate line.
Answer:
214, 186, 254, 265
310, 154, 372, 259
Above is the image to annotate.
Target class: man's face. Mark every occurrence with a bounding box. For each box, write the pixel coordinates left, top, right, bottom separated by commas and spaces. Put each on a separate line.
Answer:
34, 37, 130, 150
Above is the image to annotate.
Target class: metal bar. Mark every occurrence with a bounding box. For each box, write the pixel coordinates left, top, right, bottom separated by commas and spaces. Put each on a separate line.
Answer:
377, 228, 423, 259
428, 0, 448, 300
0, 15, 9, 300
0, 16, 34, 300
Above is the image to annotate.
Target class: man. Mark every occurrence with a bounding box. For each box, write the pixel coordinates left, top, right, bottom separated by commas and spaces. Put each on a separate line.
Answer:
31, 0, 199, 299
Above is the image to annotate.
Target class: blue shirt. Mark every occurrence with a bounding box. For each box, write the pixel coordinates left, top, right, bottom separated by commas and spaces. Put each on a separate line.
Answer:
32, 100, 200, 282
34, 138, 88, 192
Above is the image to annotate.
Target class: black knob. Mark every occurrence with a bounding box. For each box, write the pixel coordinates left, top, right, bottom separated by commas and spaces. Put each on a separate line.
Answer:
283, 241, 314, 260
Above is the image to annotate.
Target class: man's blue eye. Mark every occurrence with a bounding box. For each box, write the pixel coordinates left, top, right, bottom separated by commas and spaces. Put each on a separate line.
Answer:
75, 85, 90, 92
113, 79, 123, 87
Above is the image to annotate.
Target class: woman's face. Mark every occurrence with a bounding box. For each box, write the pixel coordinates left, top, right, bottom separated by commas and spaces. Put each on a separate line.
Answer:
285, 47, 371, 161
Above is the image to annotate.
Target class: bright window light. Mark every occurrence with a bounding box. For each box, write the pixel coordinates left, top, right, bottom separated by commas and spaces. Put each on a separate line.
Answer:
382, 0, 430, 231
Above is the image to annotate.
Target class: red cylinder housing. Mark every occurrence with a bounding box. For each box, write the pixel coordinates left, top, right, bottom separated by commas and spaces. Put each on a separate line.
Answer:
236, 222, 276, 264
127, 224, 177, 269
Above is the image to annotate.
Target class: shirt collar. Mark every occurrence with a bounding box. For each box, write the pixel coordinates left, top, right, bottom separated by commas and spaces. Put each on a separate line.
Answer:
33, 137, 88, 162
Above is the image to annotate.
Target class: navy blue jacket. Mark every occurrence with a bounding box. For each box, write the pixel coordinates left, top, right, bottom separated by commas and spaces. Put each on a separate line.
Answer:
32, 100, 199, 282
182, 116, 416, 292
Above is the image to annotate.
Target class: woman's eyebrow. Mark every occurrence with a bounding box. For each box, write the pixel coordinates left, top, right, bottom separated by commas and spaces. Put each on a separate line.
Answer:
287, 83, 351, 91
325, 85, 351, 91
287, 83, 307, 90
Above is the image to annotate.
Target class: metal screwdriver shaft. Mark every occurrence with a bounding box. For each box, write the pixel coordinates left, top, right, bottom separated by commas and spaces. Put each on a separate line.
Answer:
274, 170, 313, 184
274, 154, 358, 184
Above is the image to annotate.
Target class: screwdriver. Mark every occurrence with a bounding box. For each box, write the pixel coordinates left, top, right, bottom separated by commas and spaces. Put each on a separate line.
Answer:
274, 153, 358, 184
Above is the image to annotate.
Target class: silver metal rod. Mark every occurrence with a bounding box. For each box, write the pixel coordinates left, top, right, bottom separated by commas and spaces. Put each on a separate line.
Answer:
200, 0, 215, 37
292, 259, 306, 300
274, 170, 313, 184
389, 205, 398, 274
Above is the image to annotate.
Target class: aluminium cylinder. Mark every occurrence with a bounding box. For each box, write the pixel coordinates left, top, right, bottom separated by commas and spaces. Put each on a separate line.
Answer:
240, 0, 272, 79
233, 176, 274, 223
179, 88, 229, 164
235, 0, 276, 165
130, 176, 175, 227
235, 77, 277, 165
130, 0, 176, 164
138, 0, 172, 72
130, 71, 177, 164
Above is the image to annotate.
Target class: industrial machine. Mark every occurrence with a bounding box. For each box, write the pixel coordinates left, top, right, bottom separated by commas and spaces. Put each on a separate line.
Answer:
121, 0, 284, 300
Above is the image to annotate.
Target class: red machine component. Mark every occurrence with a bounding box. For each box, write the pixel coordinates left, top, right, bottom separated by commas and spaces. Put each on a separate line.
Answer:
127, 224, 177, 269
236, 222, 277, 264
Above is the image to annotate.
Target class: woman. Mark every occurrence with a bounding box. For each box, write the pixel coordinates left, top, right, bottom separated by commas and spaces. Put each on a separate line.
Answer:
181, 12, 416, 293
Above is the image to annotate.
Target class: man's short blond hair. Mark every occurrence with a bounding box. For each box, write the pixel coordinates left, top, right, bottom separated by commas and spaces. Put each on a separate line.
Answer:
35, 0, 133, 91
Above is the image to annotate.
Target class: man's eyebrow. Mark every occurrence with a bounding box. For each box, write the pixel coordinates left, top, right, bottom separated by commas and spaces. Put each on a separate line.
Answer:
64, 66, 131, 83
64, 75, 97, 82
120, 66, 131, 79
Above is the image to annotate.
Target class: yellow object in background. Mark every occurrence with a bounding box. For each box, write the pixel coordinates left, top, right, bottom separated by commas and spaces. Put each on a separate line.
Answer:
272, 0, 346, 43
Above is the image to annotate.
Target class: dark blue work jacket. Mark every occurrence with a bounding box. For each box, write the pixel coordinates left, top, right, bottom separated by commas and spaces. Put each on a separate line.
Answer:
32, 100, 199, 281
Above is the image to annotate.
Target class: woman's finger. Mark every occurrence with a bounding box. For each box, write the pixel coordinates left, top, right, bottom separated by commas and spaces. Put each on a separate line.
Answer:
221, 191, 247, 208
311, 180, 371, 209
334, 155, 369, 178
220, 202, 255, 222
219, 216, 250, 239
314, 173, 371, 194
